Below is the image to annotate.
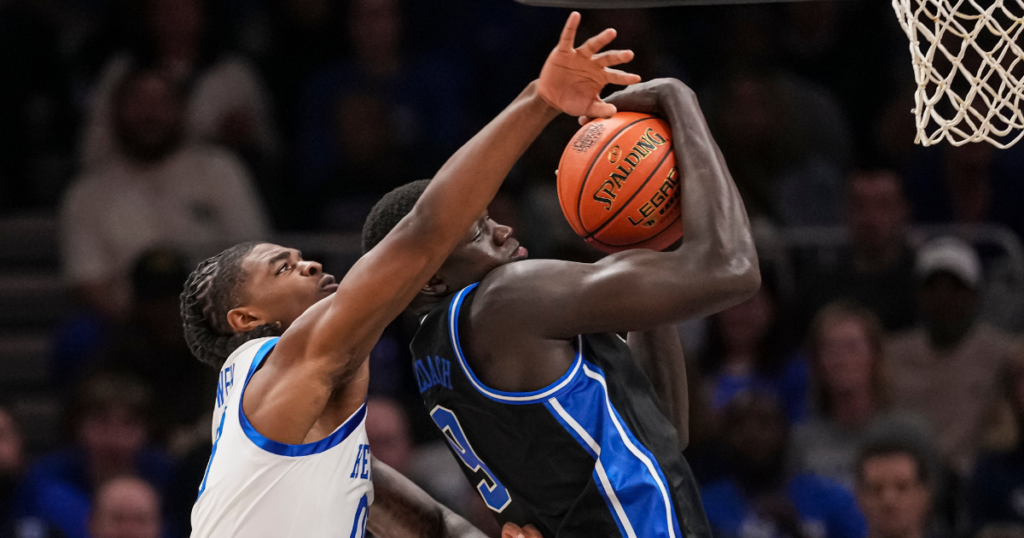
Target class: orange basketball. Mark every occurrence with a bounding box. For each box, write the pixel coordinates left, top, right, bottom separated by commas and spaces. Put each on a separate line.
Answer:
557, 112, 683, 254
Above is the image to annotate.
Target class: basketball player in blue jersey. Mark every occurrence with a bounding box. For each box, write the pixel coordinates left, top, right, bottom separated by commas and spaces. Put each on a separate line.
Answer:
360, 77, 760, 538
177, 13, 639, 538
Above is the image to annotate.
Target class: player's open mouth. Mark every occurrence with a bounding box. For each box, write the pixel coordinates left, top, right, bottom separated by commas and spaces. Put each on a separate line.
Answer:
510, 245, 528, 260
320, 274, 339, 293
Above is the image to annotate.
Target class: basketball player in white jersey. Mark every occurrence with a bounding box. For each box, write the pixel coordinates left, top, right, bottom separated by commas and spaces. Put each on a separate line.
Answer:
178, 13, 639, 537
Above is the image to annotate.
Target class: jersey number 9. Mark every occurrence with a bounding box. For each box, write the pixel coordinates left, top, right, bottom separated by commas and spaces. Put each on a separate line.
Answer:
430, 406, 512, 512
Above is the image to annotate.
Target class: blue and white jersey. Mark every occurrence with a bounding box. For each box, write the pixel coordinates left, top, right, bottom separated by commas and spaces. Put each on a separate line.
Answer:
191, 337, 373, 538
409, 283, 713, 538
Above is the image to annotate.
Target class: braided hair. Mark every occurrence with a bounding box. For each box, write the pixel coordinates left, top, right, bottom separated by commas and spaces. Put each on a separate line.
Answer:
180, 242, 283, 369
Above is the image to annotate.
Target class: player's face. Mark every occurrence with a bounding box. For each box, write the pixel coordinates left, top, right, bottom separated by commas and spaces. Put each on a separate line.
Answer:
439, 212, 528, 289
235, 243, 338, 331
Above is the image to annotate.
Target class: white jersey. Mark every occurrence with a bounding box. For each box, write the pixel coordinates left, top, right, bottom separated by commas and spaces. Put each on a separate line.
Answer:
191, 337, 373, 538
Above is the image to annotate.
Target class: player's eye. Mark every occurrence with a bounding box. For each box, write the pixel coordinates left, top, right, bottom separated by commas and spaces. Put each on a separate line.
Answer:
473, 228, 483, 242
276, 263, 289, 275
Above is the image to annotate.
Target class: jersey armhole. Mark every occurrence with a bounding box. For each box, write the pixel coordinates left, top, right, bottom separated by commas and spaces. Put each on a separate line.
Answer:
237, 338, 367, 457
447, 283, 584, 405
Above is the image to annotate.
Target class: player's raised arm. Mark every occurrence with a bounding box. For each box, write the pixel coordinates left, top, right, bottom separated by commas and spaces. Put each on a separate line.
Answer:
244, 13, 639, 443
296, 12, 637, 362
479, 78, 759, 337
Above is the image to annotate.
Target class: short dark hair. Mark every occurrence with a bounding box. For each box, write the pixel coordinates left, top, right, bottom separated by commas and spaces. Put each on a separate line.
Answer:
179, 242, 282, 369
361, 180, 430, 254
855, 439, 931, 486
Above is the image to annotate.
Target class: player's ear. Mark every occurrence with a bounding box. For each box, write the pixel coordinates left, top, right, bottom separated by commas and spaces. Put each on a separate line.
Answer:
226, 306, 264, 332
421, 275, 448, 297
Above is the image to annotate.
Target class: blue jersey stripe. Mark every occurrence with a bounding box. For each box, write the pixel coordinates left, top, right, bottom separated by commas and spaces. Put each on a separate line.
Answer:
447, 283, 583, 404
236, 338, 368, 457
545, 361, 682, 538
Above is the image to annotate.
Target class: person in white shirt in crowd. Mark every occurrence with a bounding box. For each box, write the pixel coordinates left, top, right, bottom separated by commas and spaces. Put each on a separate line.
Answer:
886, 237, 1022, 477
80, 0, 277, 172
61, 68, 269, 319
793, 302, 935, 490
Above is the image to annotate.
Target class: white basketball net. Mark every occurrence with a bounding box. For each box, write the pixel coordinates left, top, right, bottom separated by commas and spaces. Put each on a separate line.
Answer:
892, 0, 1024, 148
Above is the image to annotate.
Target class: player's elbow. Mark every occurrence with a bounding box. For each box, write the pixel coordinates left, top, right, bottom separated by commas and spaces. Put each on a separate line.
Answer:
716, 258, 760, 306
733, 260, 761, 302
738, 262, 761, 298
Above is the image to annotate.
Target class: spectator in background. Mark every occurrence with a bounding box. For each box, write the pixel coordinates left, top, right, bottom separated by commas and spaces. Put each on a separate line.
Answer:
855, 440, 941, 538
89, 476, 161, 538
0, 406, 24, 523
297, 0, 468, 228
904, 143, 1024, 241
91, 248, 218, 454
793, 303, 935, 491
249, 0, 345, 138
10, 373, 172, 538
60, 69, 269, 319
701, 392, 866, 538
80, 0, 278, 173
797, 170, 918, 335
700, 269, 808, 423
887, 237, 1021, 477
700, 64, 851, 226
969, 352, 1024, 529
364, 397, 413, 475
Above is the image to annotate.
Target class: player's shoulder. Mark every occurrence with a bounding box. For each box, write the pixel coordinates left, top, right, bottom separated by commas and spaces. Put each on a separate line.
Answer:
470, 259, 581, 316
477, 258, 587, 295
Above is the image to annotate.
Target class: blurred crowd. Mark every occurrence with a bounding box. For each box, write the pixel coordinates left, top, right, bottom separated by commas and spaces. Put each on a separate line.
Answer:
3, 0, 1024, 537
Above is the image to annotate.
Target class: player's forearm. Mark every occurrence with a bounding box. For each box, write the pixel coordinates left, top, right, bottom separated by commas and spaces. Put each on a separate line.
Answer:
628, 325, 689, 448
368, 459, 489, 538
406, 81, 559, 255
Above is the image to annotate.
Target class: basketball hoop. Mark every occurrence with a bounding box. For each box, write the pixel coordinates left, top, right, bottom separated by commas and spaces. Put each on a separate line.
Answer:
892, 0, 1024, 148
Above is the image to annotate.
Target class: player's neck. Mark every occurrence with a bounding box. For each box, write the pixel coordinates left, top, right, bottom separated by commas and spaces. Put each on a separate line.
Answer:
408, 293, 445, 318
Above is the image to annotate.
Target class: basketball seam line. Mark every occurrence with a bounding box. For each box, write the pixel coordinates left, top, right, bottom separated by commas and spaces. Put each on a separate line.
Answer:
586, 213, 682, 249
574, 117, 655, 233
582, 147, 674, 240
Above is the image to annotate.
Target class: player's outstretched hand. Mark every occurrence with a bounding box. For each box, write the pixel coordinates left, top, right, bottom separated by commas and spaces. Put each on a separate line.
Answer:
501, 522, 543, 538
538, 11, 642, 119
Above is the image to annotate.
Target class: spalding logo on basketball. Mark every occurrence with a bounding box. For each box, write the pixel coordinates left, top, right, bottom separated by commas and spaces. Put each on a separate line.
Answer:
557, 112, 683, 254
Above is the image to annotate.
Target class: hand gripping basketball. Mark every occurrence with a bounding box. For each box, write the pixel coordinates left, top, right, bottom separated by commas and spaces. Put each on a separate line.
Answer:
538, 12, 642, 119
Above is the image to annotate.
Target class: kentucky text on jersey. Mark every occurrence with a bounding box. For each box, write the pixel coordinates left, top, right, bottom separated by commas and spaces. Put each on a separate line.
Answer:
216, 364, 235, 408
350, 444, 372, 480
414, 356, 453, 393
191, 338, 374, 538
